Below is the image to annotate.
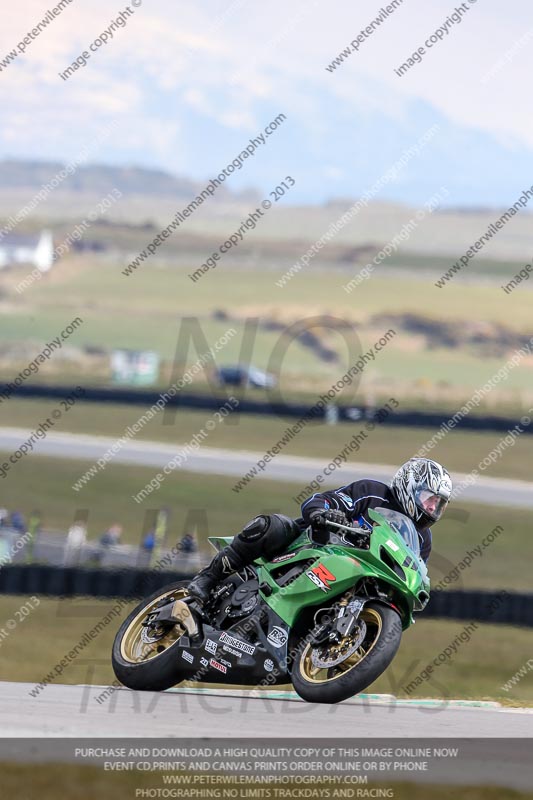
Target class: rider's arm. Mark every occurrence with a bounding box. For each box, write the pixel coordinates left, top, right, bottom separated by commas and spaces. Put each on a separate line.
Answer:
300, 479, 388, 525
300, 489, 342, 524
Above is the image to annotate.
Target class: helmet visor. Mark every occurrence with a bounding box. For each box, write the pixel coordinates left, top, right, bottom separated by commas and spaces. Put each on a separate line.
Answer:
416, 488, 448, 522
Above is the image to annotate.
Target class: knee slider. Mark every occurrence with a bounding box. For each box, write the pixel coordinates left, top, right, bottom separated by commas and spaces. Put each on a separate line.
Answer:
235, 514, 299, 562
241, 515, 270, 542
262, 514, 300, 559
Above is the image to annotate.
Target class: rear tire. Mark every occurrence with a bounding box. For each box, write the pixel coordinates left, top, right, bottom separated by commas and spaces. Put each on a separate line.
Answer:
112, 581, 191, 691
291, 602, 402, 704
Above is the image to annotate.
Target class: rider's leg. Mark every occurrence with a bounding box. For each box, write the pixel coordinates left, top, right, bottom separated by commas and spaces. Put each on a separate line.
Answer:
187, 514, 300, 604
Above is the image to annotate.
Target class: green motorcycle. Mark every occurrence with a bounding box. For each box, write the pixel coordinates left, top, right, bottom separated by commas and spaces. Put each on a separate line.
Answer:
112, 507, 430, 704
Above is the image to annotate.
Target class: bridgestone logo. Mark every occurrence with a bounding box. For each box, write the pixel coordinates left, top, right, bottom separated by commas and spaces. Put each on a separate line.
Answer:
219, 632, 255, 655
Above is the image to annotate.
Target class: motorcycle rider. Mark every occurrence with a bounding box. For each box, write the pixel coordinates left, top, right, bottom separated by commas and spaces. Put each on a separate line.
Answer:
187, 457, 453, 604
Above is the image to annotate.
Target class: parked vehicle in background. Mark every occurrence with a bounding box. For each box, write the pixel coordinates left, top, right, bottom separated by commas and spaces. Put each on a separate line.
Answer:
216, 364, 276, 389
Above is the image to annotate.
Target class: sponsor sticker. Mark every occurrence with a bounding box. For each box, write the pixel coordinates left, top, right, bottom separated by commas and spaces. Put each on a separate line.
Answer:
200, 657, 209, 668
209, 659, 227, 674
267, 626, 288, 648
306, 563, 337, 593
205, 639, 217, 655
219, 657, 232, 668
264, 659, 274, 672
219, 632, 255, 655
181, 650, 194, 664
272, 552, 296, 563
222, 645, 242, 660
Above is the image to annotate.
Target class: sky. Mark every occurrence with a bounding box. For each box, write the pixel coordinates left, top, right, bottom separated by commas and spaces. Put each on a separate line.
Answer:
0, 0, 532, 207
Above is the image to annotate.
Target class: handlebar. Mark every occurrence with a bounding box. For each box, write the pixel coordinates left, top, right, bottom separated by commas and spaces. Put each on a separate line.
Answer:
326, 520, 370, 536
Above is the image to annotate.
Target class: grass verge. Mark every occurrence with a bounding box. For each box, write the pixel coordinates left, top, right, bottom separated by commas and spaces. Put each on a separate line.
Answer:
1, 398, 532, 483
1, 765, 532, 800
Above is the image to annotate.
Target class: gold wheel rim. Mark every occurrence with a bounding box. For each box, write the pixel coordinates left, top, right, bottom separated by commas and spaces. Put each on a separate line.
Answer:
120, 587, 188, 664
299, 608, 383, 685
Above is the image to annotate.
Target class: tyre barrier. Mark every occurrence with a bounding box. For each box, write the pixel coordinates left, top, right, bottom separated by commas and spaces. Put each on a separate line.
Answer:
0, 565, 532, 627
0, 565, 190, 600
2, 382, 532, 434
423, 588, 533, 627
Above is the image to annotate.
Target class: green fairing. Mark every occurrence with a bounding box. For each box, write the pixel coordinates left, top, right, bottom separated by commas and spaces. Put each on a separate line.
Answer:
207, 507, 430, 632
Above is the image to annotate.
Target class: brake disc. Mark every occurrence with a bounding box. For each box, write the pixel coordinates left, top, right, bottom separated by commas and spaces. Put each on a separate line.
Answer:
140, 624, 167, 645
310, 620, 367, 668
140, 596, 180, 644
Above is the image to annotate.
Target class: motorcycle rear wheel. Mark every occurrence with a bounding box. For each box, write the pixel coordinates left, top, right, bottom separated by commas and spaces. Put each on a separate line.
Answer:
112, 581, 191, 691
291, 602, 402, 704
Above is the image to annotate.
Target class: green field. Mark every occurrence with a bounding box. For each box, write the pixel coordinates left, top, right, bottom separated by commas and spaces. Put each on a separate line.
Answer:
1, 256, 533, 406
1, 398, 532, 483
5, 255, 533, 331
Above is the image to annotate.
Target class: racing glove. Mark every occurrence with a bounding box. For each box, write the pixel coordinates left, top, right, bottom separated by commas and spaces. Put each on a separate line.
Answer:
309, 509, 349, 532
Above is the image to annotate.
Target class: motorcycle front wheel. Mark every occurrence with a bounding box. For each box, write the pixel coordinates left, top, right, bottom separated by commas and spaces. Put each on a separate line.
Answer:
291, 602, 402, 704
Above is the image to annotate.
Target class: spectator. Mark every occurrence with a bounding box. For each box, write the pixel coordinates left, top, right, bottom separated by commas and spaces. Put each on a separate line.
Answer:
28, 510, 42, 537
0, 509, 8, 528
100, 523, 122, 547
142, 529, 156, 552
10, 511, 26, 534
180, 532, 197, 554
64, 521, 87, 566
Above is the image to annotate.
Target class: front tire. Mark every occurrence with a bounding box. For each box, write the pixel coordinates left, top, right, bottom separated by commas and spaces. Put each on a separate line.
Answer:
291, 602, 402, 704
112, 581, 191, 691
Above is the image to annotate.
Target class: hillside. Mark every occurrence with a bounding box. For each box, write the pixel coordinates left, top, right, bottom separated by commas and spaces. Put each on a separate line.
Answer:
0, 160, 531, 267
0, 159, 258, 201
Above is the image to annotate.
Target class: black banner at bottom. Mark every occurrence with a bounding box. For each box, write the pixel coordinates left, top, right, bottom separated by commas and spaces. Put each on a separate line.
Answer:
0, 738, 532, 797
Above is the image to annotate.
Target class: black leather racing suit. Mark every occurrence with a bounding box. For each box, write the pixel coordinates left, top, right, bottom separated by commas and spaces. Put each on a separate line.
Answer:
300, 478, 432, 563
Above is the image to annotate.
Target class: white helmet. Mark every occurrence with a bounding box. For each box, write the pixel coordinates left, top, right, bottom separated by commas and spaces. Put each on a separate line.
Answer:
391, 458, 452, 526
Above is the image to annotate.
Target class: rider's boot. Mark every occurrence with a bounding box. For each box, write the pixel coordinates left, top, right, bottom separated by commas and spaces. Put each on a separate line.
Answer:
187, 545, 246, 605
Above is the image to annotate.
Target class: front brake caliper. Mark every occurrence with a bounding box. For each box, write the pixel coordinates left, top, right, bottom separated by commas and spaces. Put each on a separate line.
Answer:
334, 598, 365, 639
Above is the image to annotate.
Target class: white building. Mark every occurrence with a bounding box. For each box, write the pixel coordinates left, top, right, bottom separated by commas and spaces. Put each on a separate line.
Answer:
0, 230, 54, 272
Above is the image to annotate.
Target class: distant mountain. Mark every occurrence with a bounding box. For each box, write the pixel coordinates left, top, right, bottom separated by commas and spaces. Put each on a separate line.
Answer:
0, 159, 259, 201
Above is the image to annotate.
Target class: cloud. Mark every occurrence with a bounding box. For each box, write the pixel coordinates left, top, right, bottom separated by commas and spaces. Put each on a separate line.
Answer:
0, 0, 532, 205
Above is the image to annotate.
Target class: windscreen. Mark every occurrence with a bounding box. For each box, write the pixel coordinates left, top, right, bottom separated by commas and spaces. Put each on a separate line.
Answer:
373, 507, 421, 557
